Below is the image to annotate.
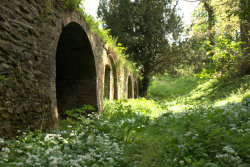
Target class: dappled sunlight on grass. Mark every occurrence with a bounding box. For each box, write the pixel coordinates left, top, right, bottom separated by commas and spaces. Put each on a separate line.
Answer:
149, 75, 250, 108
103, 96, 249, 167
214, 89, 250, 106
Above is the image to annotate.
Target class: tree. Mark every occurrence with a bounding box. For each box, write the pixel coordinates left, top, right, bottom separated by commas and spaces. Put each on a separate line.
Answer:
186, 0, 249, 77
239, 0, 250, 74
98, 0, 183, 97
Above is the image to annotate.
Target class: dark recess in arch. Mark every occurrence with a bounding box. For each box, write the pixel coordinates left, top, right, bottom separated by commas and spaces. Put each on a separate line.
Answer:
104, 65, 111, 100
128, 76, 133, 99
56, 22, 97, 118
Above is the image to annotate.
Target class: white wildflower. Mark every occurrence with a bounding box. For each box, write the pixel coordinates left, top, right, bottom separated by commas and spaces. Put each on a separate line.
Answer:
2, 153, 8, 160
0, 138, 4, 144
184, 131, 192, 137
2, 147, 10, 153
25, 145, 31, 149
223, 146, 235, 154
237, 129, 243, 133
16, 149, 23, 154
15, 162, 24, 166
45, 148, 54, 155
44, 134, 62, 142
231, 127, 237, 131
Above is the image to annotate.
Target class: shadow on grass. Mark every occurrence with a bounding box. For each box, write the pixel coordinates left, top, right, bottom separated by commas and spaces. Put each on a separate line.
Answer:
188, 75, 249, 104
149, 75, 249, 105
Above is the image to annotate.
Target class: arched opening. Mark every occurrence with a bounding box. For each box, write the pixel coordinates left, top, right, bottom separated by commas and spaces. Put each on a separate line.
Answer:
128, 76, 133, 99
134, 81, 138, 98
56, 22, 97, 119
104, 65, 111, 100
109, 55, 118, 99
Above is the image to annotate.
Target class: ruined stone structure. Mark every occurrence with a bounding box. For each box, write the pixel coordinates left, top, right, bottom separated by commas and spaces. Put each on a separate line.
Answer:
0, 0, 138, 138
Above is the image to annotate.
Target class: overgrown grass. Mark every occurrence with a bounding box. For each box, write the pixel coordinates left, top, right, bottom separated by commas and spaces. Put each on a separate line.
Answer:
148, 75, 202, 101
1, 75, 249, 166
128, 100, 250, 166
149, 75, 249, 109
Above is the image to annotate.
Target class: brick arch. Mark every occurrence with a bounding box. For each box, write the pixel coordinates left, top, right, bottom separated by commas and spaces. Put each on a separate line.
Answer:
55, 22, 97, 119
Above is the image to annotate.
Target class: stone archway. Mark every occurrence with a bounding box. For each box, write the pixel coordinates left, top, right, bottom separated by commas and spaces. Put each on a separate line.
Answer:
128, 75, 133, 99
56, 22, 97, 118
104, 65, 111, 100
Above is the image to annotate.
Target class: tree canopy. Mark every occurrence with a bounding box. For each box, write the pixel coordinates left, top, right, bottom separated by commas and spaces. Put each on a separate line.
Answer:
183, 0, 250, 77
98, 0, 183, 96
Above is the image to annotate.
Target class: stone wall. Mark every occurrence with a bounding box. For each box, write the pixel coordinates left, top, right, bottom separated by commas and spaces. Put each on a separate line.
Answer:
0, 0, 138, 138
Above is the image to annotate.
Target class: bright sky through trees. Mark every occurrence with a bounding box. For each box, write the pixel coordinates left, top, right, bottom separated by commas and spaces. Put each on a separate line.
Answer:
83, 0, 199, 26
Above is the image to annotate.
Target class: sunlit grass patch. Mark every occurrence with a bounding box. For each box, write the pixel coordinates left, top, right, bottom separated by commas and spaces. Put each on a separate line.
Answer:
148, 75, 202, 100
104, 98, 165, 118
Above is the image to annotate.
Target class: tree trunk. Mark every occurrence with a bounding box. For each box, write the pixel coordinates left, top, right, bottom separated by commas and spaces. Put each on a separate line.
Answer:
239, 0, 250, 75
139, 74, 150, 97
203, 0, 215, 63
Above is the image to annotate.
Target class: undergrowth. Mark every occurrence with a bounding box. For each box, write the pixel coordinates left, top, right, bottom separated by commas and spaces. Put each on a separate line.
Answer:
1, 75, 249, 166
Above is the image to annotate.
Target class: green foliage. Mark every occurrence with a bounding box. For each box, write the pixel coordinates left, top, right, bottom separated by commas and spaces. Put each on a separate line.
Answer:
0, 113, 130, 166
61, 0, 83, 11
0, 75, 7, 81
98, 0, 183, 95
41, 0, 54, 19
186, 0, 248, 77
77, 8, 136, 72
102, 99, 152, 143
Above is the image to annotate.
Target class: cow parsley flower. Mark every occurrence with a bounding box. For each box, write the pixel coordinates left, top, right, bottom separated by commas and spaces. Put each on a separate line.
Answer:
223, 146, 235, 154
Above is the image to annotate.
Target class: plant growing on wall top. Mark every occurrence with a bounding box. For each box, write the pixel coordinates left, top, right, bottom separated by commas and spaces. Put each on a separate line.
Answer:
77, 6, 137, 73
41, 0, 138, 73
61, 0, 84, 11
